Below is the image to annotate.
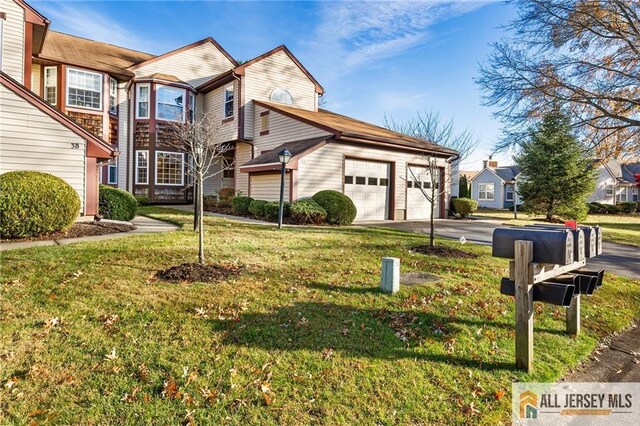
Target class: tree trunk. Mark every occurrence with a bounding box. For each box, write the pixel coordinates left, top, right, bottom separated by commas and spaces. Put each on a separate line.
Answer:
198, 172, 205, 264
429, 185, 436, 248
193, 179, 199, 232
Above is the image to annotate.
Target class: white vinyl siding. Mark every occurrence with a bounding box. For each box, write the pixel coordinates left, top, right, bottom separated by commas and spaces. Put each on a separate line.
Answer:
588, 165, 617, 205
251, 173, 289, 202
136, 83, 150, 119
132, 42, 235, 87
0, 0, 25, 82
66, 68, 102, 110
44, 66, 57, 105
234, 142, 252, 195
470, 169, 504, 209
0, 84, 86, 212
203, 81, 238, 142
252, 106, 330, 151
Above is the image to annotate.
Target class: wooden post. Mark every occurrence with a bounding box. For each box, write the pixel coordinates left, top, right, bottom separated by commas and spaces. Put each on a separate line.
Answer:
567, 294, 580, 336
514, 240, 534, 372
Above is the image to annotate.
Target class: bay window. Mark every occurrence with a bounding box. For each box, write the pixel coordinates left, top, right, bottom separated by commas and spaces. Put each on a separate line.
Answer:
136, 83, 150, 118
156, 85, 185, 121
155, 151, 184, 186
136, 150, 148, 185
109, 78, 118, 114
67, 68, 102, 109
44, 66, 57, 105
224, 86, 234, 118
478, 183, 495, 200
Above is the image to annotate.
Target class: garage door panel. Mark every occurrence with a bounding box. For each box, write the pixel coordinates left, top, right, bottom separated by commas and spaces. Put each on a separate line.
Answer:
406, 166, 439, 220
344, 159, 391, 221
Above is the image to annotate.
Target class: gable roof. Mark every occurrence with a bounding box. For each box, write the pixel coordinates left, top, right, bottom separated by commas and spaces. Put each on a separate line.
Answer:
37, 31, 155, 79
240, 137, 330, 172
0, 71, 116, 160
254, 101, 458, 156
235, 45, 324, 95
622, 162, 640, 183
13, 0, 49, 25
493, 166, 521, 182
128, 37, 237, 71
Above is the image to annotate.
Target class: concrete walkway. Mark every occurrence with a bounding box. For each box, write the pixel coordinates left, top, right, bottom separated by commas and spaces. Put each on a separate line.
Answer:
161, 204, 274, 225
0, 216, 178, 252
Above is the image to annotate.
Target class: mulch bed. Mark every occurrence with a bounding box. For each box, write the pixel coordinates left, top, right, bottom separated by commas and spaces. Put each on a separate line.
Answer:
156, 262, 243, 283
1, 221, 136, 243
410, 244, 479, 259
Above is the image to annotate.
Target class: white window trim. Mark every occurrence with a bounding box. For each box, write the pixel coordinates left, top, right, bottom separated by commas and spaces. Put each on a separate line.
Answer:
135, 150, 149, 185
224, 85, 234, 118
66, 67, 103, 111
107, 159, 118, 184
155, 151, 184, 186
44, 66, 57, 105
605, 184, 615, 197
260, 114, 269, 132
505, 185, 514, 201
155, 84, 186, 122
189, 92, 196, 122
478, 183, 495, 201
136, 83, 150, 119
109, 77, 118, 114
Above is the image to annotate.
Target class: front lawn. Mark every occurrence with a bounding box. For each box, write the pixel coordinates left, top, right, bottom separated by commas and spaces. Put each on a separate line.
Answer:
1, 206, 639, 424
473, 208, 640, 247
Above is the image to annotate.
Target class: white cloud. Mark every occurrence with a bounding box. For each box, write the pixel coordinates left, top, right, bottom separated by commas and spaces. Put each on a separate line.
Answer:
311, 0, 487, 75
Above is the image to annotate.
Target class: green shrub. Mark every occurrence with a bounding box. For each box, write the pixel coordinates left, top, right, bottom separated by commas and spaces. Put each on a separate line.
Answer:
217, 187, 236, 208
232, 196, 254, 215
311, 190, 357, 225
449, 196, 458, 215
248, 199, 268, 217
135, 196, 150, 206
262, 201, 290, 221
588, 202, 607, 214
617, 201, 638, 214
558, 203, 588, 221
202, 195, 217, 210
0, 171, 80, 238
451, 198, 478, 218
290, 199, 327, 224
604, 204, 621, 214
99, 185, 137, 221
586, 203, 600, 214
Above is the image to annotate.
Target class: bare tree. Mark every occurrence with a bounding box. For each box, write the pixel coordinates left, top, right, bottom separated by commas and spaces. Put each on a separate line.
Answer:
478, 0, 640, 159
385, 111, 479, 248
168, 111, 232, 264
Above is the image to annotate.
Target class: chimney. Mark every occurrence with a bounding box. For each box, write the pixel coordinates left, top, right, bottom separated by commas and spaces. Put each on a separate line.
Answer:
483, 156, 498, 169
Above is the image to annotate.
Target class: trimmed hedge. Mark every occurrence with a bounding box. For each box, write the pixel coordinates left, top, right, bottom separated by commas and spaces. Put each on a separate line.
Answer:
248, 199, 268, 217
135, 196, 150, 206
451, 197, 478, 218
232, 196, 254, 216
311, 190, 357, 225
99, 185, 137, 221
618, 201, 638, 214
290, 199, 327, 224
0, 171, 80, 238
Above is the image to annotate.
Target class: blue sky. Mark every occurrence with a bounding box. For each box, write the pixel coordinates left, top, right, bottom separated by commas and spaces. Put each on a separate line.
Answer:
32, 0, 516, 170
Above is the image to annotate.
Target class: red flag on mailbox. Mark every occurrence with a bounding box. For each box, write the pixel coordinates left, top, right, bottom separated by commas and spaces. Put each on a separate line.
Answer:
564, 220, 577, 230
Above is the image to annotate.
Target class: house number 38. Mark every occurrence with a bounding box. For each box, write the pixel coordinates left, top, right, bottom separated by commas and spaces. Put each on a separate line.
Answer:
71, 143, 80, 149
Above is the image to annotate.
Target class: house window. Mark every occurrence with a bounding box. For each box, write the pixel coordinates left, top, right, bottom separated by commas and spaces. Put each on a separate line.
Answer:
260, 114, 269, 133
633, 188, 638, 202
136, 83, 150, 119
478, 183, 495, 200
109, 78, 118, 114
136, 151, 148, 185
222, 156, 234, 179
605, 185, 614, 197
224, 86, 234, 118
66, 68, 102, 110
505, 185, 514, 201
188, 93, 196, 122
269, 88, 294, 105
44, 66, 57, 105
156, 85, 185, 121
107, 160, 117, 184
155, 151, 184, 186
616, 188, 627, 203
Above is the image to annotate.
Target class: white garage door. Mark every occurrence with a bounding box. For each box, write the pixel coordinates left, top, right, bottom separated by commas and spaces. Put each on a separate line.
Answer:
344, 159, 391, 221
406, 166, 439, 220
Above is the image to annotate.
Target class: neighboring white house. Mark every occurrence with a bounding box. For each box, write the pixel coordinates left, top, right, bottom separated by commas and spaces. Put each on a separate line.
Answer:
4, 0, 460, 222
588, 159, 639, 205
469, 159, 521, 209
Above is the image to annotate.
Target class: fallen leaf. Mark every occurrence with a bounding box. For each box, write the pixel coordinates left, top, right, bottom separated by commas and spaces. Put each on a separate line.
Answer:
5, 378, 18, 389
104, 348, 118, 361
495, 389, 506, 400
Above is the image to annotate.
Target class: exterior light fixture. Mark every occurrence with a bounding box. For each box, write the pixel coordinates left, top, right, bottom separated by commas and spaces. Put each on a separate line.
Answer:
278, 149, 292, 229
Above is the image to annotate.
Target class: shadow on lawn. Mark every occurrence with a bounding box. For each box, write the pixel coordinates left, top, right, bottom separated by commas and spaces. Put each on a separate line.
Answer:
210, 301, 517, 371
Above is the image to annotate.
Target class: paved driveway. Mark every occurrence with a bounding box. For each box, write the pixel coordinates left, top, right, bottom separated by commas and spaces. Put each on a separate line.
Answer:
361, 219, 640, 280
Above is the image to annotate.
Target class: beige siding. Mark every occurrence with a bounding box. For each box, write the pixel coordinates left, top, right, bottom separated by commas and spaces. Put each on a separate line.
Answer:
117, 82, 129, 190
202, 156, 234, 196
251, 173, 289, 202
133, 42, 235, 87
31, 63, 41, 95
1, 0, 25, 82
243, 50, 317, 138
297, 142, 449, 215
0, 84, 86, 211
252, 105, 331, 152
235, 142, 252, 195
203, 80, 238, 142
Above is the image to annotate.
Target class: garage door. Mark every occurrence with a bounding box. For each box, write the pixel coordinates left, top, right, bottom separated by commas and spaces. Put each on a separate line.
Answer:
406, 166, 439, 220
344, 159, 390, 221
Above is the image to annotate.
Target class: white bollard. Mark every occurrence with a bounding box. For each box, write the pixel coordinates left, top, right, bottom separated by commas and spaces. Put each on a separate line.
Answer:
380, 257, 400, 294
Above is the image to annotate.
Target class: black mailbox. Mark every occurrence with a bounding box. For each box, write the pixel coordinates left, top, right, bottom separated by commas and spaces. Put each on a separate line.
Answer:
580, 226, 603, 256
492, 228, 574, 265
500, 278, 575, 307
524, 225, 586, 261
576, 269, 605, 289
548, 273, 597, 295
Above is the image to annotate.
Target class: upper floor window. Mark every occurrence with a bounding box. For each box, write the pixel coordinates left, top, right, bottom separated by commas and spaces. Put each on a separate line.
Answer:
44, 66, 57, 105
136, 83, 150, 119
478, 183, 495, 201
156, 84, 185, 122
109, 78, 118, 114
224, 86, 234, 118
260, 111, 269, 134
269, 88, 293, 105
67, 68, 102, 110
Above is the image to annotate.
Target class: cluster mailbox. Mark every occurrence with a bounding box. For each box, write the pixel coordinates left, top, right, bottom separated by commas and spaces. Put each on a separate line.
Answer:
492, 227, 575, 265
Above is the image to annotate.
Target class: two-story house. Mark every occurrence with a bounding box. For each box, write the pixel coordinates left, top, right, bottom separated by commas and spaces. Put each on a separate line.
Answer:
1, 0, 459, 222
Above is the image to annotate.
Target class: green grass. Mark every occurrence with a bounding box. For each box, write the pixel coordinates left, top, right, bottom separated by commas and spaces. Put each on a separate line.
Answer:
1, 206, 639, 425
473, 208, 640, 247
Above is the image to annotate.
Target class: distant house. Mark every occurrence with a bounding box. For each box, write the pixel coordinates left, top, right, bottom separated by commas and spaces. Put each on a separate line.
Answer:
469, 159, 521, 209
589, 159, 639, 204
